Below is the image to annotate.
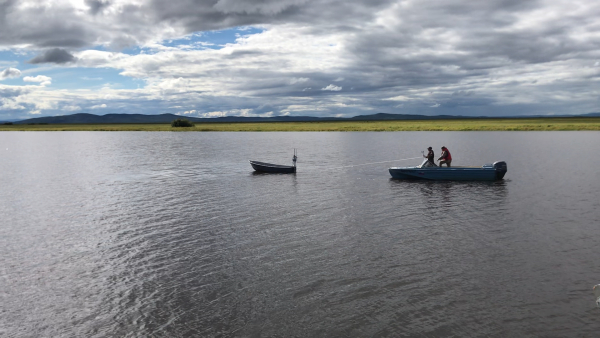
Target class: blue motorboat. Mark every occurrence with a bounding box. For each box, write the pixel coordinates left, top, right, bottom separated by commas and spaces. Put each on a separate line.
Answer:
389, 159, 507, 181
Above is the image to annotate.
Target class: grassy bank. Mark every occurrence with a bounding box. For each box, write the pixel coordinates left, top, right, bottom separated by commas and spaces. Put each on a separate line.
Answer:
2, 117, 600, 131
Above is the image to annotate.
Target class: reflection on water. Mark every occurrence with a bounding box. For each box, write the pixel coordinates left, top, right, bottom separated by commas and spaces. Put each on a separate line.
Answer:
1, 131, 600, 337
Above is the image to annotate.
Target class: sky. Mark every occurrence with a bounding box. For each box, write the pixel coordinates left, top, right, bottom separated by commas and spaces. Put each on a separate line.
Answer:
0, 0, 599, 120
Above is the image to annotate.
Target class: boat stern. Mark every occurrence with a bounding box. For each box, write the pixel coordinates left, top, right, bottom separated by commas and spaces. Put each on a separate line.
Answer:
493, 161, 507, 180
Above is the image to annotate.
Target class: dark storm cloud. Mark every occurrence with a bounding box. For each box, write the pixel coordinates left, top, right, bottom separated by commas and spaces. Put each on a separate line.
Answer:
0, 0, 16, 18
0, 1, 95, 49
0, 0, 395, 49
462, 24, 600, 64
85, 0, 111, 15
28, 48, 76, 64
0, 0, 597, 65
330, 0, 600, 105
37, 39, 89, 49
95, 0, 600, 115
147, 0, 393, 32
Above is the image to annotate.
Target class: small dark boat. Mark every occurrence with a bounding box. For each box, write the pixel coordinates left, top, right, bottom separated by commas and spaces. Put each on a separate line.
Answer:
250, 161, 296, 173
250, 149, 297, 173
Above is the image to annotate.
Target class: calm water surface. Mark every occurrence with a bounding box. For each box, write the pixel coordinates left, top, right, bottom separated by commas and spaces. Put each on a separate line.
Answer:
1, 131, 599, 337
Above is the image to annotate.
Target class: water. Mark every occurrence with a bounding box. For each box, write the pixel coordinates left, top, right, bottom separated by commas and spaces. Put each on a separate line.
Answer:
1, 131, 599, 337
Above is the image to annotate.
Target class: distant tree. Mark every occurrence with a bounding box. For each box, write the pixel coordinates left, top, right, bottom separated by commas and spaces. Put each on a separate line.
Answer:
171, 119, 195, 127
3, 122, 13, 125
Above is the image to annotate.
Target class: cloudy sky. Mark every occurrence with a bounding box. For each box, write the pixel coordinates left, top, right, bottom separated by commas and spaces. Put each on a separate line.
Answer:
0, 0, 599, 120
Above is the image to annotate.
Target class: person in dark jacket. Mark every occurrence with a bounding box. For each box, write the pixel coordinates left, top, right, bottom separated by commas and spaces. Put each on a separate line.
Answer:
438, 146, 452, 167
423, 147, 436, 166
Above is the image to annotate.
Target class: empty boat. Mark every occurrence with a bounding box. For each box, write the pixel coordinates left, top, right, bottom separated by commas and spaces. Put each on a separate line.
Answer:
250, 149, 297, 173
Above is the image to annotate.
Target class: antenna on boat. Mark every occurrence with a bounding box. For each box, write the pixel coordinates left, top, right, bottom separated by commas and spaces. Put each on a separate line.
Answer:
292, 148, 297, 167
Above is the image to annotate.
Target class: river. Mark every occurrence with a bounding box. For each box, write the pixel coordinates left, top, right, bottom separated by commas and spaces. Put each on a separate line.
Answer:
1, 131, 599, 337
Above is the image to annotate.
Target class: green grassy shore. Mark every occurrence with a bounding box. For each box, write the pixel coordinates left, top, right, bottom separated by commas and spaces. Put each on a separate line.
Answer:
2, 117, 600, 131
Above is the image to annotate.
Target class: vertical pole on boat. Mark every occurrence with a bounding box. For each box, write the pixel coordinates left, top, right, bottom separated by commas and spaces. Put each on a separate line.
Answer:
293, 148, 297, 172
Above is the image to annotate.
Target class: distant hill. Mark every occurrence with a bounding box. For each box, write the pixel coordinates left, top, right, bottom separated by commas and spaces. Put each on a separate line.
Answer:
13, 112, 600, 124
14, 112, 480, 124
15, 113, 186, 124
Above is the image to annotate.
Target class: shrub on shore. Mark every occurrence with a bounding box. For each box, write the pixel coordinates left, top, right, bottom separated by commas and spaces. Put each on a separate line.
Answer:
171, 119, 195, 127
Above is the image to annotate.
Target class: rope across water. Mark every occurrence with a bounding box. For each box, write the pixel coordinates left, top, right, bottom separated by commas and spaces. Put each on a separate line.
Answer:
306, 156, 422, 171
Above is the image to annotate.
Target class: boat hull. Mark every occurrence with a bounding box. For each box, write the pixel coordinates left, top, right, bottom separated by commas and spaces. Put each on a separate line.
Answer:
250, 160, 296, 173
389, 161, 507, 181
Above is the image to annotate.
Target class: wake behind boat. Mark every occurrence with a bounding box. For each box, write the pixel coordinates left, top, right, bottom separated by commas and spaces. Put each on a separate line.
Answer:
250, 149, 297, 173
389, 159, 507, 181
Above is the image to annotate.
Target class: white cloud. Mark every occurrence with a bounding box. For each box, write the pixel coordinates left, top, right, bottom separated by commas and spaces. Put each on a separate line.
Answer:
23, 75, 52, 86
321, 84, 342, 91
33, 100, 56, 110
90, 104, 107, 109
0, 98, 25, 110
63, 105, 81, 111
232, 109, 255, 117
290, 77, 309, 84
285, 104, 326, 112
201, 111, 229, 118
75, 50, 131, 68
200, 108, 260, 117
1, 68, 21, 80
383, 95, 411, 101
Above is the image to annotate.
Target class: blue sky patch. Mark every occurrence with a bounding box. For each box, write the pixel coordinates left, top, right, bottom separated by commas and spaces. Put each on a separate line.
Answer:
155, 27, 264, 51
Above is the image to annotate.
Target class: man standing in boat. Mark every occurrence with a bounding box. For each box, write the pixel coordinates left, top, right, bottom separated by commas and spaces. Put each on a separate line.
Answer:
424, 147, 436, 166
438, 146, 452, 167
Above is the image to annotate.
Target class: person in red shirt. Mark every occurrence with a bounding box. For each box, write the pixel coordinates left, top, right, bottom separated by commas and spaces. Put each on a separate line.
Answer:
438, 146, 452, 167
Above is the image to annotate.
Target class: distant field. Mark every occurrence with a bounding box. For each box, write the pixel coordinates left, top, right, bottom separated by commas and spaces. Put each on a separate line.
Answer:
2, 117, 600, 131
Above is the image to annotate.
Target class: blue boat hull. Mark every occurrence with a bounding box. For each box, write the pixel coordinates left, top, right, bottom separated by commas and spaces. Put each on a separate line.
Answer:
389, 161, 507, 181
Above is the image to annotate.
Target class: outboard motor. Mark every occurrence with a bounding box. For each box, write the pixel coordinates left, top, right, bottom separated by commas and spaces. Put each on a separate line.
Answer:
493, 161, 507, 180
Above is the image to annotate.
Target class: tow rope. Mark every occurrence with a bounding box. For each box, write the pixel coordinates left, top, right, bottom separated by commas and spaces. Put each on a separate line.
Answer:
315, 156, 422, 171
